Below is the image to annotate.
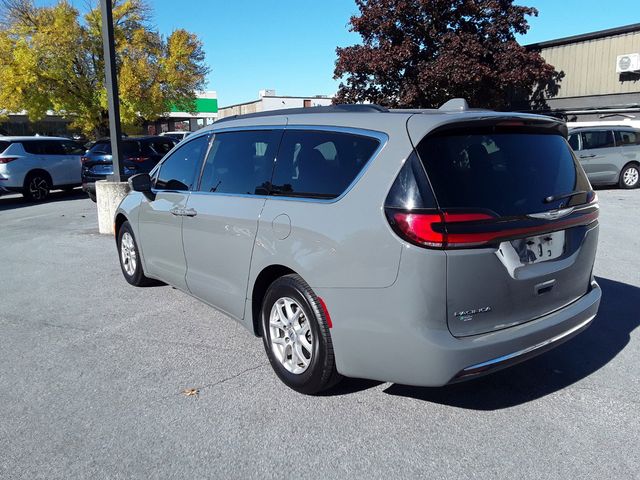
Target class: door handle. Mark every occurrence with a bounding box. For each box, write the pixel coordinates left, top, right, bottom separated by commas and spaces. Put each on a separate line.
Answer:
579, 154, 596, 158
183, 208, 197, 217
169, 207, 197, 217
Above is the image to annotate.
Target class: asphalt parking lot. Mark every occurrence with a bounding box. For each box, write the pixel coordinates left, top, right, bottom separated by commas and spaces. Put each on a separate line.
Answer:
0, 188, 639, 479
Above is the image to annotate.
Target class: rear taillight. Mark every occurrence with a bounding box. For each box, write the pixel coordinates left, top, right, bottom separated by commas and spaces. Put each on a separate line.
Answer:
391, 211, 495, 248
128, 157, 150, 163
0, 157, 18, 164
388, 206, 598, 249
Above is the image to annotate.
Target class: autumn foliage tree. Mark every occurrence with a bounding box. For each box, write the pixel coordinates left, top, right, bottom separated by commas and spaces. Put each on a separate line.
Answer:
0, 0, 209, 137
334, 0, 562, 110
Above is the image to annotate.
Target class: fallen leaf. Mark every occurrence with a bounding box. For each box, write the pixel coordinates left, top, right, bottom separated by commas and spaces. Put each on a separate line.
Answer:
182, 388, 199, 397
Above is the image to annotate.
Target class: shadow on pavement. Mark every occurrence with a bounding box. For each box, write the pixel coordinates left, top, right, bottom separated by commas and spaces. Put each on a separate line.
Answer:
382, 277, 639, 409
0, 188, 88, 211
320, 377, 383, 397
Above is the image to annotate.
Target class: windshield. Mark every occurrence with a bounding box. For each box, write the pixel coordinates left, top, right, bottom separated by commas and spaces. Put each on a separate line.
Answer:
416, 132, 591, 216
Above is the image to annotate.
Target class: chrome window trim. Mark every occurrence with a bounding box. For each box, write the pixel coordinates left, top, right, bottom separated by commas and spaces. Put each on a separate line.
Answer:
188, 125, 389, 204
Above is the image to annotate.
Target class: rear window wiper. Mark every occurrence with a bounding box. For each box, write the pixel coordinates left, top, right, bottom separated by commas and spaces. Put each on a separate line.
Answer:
543, 190, 588, 204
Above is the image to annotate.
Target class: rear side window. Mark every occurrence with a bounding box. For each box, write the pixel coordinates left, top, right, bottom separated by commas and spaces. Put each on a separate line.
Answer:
385, 152, 436, 209
21, 140, 59, 155
122, 141, 141, 157
0, 141, 11, 154
567, 133, 580, 150
416, 132, 591, 216
155, 135, 209, 191
581, 130, 614, 150
271, 130, 380, 199
615, 130, 640, 146
60, 140, 85, 155
148, 139, 176, 156
22, 140, 65, 155
199, 130, 281, 195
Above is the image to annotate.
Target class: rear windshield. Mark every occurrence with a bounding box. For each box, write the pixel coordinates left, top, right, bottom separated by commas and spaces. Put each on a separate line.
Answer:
88, 141, 141, 156
0, 141, 10, 154
416, 132, 591, 216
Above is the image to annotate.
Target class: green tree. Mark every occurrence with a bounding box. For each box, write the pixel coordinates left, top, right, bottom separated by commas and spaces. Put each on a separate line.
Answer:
334, 0, 562, 110
0, 0, 209, 137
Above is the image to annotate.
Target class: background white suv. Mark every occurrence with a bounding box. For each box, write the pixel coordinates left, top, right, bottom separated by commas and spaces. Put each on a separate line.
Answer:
0, 136, 85, 201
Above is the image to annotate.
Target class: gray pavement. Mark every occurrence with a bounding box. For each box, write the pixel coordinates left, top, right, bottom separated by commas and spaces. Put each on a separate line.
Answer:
0, 188, 639, 479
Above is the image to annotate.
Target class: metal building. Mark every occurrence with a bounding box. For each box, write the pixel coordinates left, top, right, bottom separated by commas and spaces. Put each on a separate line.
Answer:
217, 90, 333, 120
528, 23, 640, 121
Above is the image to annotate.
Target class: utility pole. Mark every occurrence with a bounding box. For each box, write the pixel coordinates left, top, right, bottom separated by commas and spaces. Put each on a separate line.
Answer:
96, 0, 130, 235
100, 0, 123, 182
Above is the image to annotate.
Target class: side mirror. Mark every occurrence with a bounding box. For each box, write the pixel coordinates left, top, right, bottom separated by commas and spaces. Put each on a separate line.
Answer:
128, 173, 155, 200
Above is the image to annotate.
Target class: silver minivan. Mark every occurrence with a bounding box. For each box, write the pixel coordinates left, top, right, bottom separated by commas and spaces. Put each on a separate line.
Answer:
568, 126, 640, 188
115, 101, 601, 394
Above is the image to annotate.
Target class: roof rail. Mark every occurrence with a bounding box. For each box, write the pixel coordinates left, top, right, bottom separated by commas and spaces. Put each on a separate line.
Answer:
214, 103, 389, 124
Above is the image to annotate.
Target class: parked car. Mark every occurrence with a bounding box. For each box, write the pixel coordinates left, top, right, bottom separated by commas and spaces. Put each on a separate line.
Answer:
0, 136, 85, 201
160, 131, 192, 141
114, 101, 601, 394
81, 136, 177, 201
568, 126, 640, 188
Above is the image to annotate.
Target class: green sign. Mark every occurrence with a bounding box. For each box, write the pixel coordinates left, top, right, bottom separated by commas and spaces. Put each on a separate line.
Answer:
170, 98, 218, 113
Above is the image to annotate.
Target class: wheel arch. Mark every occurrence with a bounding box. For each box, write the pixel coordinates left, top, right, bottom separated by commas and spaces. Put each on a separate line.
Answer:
250, 264, 297, 337
23, 168, 52, 187
115, 212, 128, 237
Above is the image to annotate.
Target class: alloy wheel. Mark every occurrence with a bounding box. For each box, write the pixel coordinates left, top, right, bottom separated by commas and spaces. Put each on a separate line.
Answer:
29, 176, 49, 200
120, 232, 137, 276
623, 166, 639, 187
268, 297, 314, 374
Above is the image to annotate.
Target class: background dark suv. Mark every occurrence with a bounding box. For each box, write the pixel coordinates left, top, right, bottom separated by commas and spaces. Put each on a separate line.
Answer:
81, 136, 177, 201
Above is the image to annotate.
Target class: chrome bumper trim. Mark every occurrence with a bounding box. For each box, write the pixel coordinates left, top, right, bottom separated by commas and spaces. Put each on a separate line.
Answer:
453, 314, 596, 381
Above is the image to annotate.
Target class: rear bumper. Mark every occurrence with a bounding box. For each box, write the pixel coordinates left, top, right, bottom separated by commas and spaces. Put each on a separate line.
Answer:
82, 171, 134, 191
82, 173, 132, 194
317, 281, 601, 387
449, 300, 596, 382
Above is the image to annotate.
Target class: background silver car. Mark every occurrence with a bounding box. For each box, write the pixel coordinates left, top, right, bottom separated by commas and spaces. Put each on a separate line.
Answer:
568, 126, 640, 188
0, 136, 85, 200
114, 102, 601, 394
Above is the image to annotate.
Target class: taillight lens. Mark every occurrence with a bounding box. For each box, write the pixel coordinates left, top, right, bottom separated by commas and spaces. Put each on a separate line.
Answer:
392, 211, 495, 248
128, 157, 150, 163
393, 212, 446, 247
388, 207, 598, 249
0, 157, 18, 164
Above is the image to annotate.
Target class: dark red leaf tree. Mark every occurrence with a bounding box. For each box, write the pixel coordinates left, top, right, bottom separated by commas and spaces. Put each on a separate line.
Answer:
334, 0, 562, 110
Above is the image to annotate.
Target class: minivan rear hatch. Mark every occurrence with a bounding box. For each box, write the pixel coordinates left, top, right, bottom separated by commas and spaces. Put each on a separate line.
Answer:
406, 115, 599, 337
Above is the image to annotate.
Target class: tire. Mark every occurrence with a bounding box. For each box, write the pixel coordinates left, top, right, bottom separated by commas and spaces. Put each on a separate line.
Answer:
87, 190, 97, 202
619, 163, 640, 189
23, 171, 52, 201
261, 274, 342, 394
117, 221, 152, 286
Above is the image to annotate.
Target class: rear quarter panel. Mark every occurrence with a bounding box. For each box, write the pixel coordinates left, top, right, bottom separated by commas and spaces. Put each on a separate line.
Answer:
245, 120, 414, 329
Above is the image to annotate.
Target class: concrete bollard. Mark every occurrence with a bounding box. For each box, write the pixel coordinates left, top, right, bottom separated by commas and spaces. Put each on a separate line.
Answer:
96, 180, 130, 235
